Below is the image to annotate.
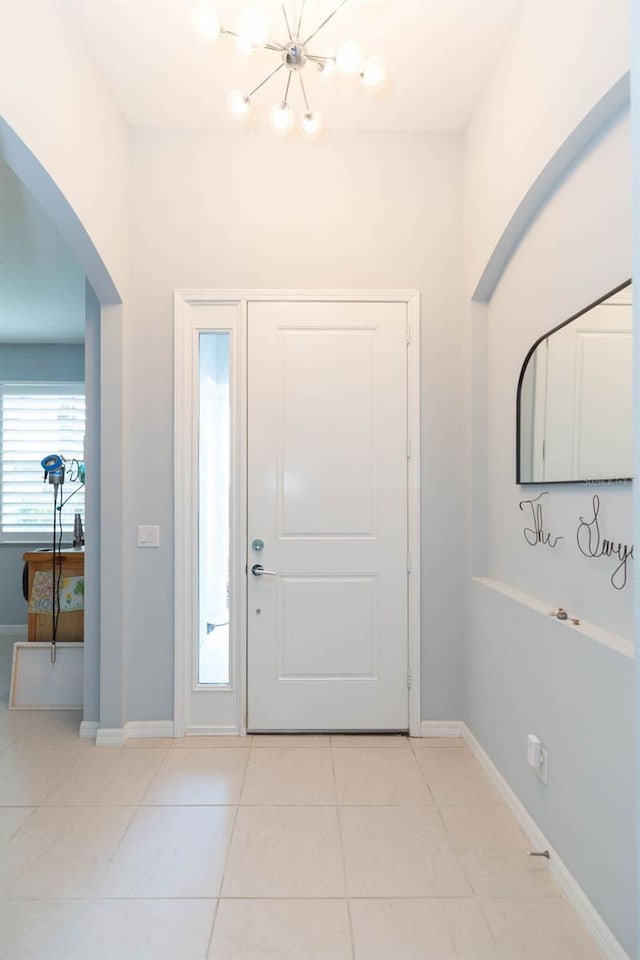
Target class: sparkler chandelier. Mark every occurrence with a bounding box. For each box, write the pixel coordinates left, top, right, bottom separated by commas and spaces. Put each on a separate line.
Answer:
194, 1, 387, 138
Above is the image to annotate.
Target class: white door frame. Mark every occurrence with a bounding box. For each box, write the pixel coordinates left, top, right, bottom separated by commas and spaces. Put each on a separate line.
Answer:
174, 290, 422, 737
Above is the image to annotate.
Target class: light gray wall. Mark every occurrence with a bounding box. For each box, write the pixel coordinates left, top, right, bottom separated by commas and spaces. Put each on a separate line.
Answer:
126, 128, 465, 723
631, 7, 640, 954
0, 343, 85, 626
466, 111, 635, 956
0, 157, 86, 343
83, 282, 100, 722
0, 343, 85, 382
468, 580, 635, 953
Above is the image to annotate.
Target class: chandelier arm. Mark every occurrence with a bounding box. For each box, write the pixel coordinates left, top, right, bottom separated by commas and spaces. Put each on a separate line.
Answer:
302, 0, 351, 46
248, 62, 286, 99
222, 28, 283, 52
306, 54, 336, 63
299, 72, 310, 113
296, 0, 307, 39
283, 70, 293, 104
281, 2, 293, 40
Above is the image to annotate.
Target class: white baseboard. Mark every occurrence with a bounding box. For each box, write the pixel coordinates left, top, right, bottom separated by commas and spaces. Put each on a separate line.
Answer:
126, 720, 175, 739
185, 724, 243, 737
461, 722, 630, 960
96, 720, 175, 746
420, 720, 463, 738
95, 727, 128, 747
79, 720, 99, 739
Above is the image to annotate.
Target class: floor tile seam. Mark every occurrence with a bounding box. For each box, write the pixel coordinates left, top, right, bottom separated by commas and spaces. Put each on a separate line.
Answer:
0, 893, 570, 902
329, 742, 356, 960
408, 744, 440, 804
142, 741, 183, 795
0, 805, 40, 845
204, 895, 222, 960
41, 801, 158, 808
219, 802, 444, 809
139, 802, 242, 808
0, 802, 39, 808
137, 744, 202, 805
7, 805, 139, 901
0, 894, 221, 902
214, 749, 254, 915
239, 750, 338, 805
89, 802, 144, 894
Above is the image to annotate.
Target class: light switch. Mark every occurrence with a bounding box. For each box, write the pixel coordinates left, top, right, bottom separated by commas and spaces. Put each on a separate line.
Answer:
138, 524, 160, 548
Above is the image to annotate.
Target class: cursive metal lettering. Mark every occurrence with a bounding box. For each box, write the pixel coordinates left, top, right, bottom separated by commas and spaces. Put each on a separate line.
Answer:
519, 492, 563, 549
576, 494, 634, 590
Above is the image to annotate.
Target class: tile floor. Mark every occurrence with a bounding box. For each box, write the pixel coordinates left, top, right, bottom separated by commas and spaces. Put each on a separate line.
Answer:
0, 641, 604, 960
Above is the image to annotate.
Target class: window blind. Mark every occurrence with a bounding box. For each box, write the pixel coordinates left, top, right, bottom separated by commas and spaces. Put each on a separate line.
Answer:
0, 383, 86, 540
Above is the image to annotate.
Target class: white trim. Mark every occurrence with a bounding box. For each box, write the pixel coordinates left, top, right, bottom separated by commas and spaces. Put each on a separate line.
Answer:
462, 722, 630, 960
127, 720, 175, 739
420, 720, 463, 737
406, 293, 422, 737
174, 290, 422, 738
95, 720, 176, 746
173, 290, 189, 738
184, 725, 247, 737
474, 577, 634, 660
95, 726, 128, 747
174, 296, 245, 737
79, 720, 99, 739
176, 289, 420, 304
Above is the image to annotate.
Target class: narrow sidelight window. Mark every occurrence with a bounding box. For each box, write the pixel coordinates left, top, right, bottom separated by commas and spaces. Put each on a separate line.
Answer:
198, 332, 230, 685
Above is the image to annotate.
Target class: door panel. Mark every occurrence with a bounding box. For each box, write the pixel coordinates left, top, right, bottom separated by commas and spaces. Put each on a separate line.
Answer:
279, 328, 377, 536
247, 300, 408, 731
278, 576, 378, 678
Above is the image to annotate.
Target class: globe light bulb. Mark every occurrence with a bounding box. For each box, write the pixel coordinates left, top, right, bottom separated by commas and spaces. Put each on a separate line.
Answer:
336, 40, 365, 75
361, 56, 386, 89
270, 101, 294, 135
317, 59, 336, 79
301, 110, 323, 139
236, 8, 269, 53
227, 89, 251, 119
193, 2, 221, 42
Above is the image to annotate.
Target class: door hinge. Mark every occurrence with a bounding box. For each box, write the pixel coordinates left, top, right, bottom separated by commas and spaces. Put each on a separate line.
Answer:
406, 438, 411, 459
407, 668, 412, 689
407, 552, 412, 573
406, 322, 411, 344
542, 440, 547, 460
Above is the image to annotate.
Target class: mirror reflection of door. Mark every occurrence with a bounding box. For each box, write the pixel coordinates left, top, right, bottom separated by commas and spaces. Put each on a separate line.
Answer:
517, 282, 632, 484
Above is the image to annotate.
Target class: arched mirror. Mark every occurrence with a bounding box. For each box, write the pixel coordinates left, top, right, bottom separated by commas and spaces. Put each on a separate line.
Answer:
516, 280, 632, 484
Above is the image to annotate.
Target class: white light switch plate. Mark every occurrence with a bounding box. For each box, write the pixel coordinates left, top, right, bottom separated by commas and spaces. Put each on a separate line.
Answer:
138, 524, 160, 547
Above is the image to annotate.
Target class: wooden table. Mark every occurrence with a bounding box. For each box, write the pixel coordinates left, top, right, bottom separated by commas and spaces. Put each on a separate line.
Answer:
22, 549, 84, 642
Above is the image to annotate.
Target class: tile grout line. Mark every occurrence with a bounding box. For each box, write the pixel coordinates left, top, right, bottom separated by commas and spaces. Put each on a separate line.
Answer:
330, 742, 356, 960
205, 745, 253, 957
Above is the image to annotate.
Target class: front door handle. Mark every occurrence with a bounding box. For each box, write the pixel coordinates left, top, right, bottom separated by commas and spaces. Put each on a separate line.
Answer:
251, 563, 277, 577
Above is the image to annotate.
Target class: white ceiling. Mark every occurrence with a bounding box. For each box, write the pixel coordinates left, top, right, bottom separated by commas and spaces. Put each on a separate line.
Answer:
68, 0, 523, 133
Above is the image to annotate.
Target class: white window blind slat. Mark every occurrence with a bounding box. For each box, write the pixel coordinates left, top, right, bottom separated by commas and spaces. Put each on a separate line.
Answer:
1, 383, 86, 540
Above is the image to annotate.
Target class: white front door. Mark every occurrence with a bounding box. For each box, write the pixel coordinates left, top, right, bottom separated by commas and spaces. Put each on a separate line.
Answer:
247, 300, 409, 731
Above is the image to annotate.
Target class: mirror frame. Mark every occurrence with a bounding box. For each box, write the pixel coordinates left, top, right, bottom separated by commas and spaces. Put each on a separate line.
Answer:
515, 278, 632, 485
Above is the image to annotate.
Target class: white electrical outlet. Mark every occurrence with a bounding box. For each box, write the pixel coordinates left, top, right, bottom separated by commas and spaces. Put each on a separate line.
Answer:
537, 747, 549, 785
527, 734, 542, 768
138, 524, 160, 548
